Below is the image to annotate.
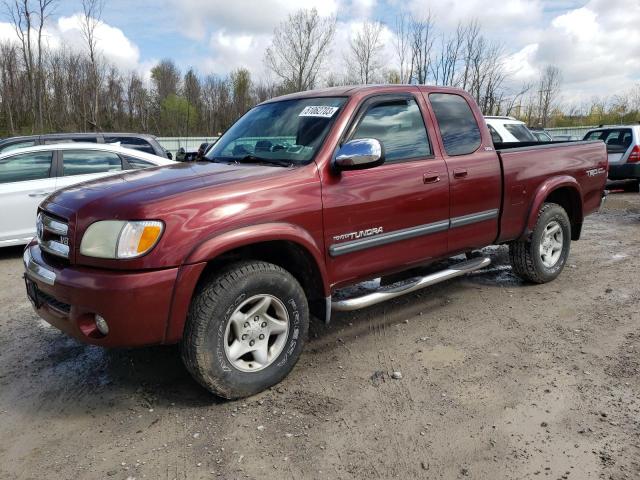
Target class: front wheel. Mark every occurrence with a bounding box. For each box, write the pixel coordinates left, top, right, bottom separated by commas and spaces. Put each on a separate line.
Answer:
181, 261, 309, 399
509, 203, 571, 283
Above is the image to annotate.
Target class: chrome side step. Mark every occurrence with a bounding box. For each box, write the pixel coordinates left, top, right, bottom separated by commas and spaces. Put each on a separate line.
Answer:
331, 256, 491, 312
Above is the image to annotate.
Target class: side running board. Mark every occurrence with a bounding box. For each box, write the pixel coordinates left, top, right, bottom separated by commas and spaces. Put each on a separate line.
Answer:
331, 256, 491, 312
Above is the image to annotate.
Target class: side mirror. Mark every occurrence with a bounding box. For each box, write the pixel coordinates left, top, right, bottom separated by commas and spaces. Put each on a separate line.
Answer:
333, 138, 384, 171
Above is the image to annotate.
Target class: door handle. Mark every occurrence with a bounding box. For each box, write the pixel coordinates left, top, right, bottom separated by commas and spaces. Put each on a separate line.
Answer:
28, 191, 51, 197
423, 173, 440, 184
453, 169, 468, 179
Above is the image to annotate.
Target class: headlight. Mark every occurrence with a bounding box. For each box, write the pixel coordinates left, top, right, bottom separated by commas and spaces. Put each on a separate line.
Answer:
80, 220, 164, 259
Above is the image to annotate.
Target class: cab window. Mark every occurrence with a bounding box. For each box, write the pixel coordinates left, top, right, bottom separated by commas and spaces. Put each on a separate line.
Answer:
429, 93, 481, 155
350, 98, 431, 162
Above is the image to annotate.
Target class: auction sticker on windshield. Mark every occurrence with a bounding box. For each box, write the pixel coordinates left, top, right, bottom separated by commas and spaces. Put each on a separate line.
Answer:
299, 106, 339, 118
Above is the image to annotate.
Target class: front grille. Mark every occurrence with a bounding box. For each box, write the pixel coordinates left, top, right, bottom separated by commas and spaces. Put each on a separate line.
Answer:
39, 290, 71, 314
37, 211, 71, 262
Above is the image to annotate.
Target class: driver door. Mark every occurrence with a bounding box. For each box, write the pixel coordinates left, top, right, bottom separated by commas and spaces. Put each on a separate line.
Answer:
322, 93, 450, 287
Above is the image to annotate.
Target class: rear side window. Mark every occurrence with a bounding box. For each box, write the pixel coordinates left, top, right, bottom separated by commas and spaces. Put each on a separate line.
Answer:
62, 150, 122, 176
586, 129, 633, 152
0, 151, 52, 183
504, 123, 535, 141
584, 131, 604, 140
429, 93, 481, 155
488, 125, 502, 143
124, 156, 154, 169
351, 98, 431, 162
104, 136, 155, 155
0, 140, 36, 154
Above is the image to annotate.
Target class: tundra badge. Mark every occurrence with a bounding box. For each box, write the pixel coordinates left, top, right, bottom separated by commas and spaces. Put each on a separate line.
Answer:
333, 227, 383, 242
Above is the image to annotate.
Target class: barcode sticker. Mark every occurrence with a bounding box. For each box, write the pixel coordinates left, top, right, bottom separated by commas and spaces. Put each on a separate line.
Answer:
299, 106, 339, 118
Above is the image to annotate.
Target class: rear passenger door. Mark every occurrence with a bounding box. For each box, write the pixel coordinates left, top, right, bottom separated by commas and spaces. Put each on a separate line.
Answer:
428, 92, 502, 253
55, 149, 124, 191
323, 93, 450, 285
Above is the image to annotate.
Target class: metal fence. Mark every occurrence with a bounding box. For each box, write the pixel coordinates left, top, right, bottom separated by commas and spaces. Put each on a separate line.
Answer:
157, 137, 219, 156
544, 126, 597, 139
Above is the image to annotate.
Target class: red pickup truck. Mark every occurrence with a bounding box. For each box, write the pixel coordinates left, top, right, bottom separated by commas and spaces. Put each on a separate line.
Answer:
24, 85, 607, 399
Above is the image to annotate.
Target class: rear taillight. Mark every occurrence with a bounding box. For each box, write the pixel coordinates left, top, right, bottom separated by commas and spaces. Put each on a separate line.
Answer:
629, 145, 640, 163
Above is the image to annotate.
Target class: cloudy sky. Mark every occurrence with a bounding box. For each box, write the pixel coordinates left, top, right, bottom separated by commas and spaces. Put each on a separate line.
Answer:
1, 0, 639, 104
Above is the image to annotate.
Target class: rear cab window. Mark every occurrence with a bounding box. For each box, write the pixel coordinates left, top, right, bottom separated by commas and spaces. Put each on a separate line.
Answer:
62, 150, 123, 176
350, 97, 431, 162
0, 151, 53, 183
429, 93, 481, 155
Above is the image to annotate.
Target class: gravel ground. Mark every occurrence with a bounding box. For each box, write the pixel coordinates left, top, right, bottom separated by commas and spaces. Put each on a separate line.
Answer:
1, 192, 639, 480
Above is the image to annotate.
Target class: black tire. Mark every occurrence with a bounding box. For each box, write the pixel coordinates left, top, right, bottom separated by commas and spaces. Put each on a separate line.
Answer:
181, 261, 309, 399
623, 180, 640, 193
509, 203, 571, 284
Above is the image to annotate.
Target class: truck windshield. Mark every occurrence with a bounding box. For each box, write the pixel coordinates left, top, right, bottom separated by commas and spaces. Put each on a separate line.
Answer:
206, 97, 347, 165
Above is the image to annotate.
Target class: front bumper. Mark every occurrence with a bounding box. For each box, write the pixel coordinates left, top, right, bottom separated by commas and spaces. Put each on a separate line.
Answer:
23, 244, 180, 347
609, 163, 640, 180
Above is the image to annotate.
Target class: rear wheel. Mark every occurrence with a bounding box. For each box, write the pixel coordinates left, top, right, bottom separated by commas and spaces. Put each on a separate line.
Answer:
181, 261, 309, 399
509, 203, 571, 283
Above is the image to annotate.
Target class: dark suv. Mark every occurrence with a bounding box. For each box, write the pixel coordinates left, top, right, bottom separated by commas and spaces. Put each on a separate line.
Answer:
0, 133, 172, 159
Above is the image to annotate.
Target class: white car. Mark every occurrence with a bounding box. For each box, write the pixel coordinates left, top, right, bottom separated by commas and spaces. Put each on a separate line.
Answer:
484, 116, 537, 143
0, 143, 175, 247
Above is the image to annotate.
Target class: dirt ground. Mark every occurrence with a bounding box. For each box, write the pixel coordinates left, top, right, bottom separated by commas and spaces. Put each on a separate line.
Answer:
1, 192, 639, 480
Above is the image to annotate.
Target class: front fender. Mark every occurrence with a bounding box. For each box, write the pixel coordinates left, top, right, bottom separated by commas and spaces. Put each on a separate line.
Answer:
525, 175, 583, 233
184, 222, 329, 293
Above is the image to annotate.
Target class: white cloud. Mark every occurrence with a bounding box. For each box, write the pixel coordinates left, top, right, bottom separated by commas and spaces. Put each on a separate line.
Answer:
204, 31, 272, 77
170, 0, 340, 40
0, 14, 141, 72
503, 0, 640, 103
407, 0, 543, 28
56, 14, 141, 70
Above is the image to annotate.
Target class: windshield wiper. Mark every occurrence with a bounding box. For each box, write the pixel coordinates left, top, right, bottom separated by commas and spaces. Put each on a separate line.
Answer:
235, 155, 293, 168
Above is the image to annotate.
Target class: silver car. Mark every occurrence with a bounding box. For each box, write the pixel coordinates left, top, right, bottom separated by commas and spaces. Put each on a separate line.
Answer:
584, 126, 640, 186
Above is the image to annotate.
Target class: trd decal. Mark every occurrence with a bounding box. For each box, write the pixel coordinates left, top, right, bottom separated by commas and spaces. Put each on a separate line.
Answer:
586, 167, 606, 177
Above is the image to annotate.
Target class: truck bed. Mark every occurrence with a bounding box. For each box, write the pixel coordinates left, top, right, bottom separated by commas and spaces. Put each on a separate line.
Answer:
494, 140, 607, 243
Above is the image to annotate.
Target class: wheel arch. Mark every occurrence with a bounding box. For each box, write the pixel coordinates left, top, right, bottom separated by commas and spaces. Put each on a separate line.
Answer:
525, 177, 583, 241
165, 224, 329, 343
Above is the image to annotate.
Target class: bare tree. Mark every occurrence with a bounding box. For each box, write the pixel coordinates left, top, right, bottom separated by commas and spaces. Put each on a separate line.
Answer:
410, 11, 435, 84
431, 23, 465, 86
80, 0, 103, 130
393, 12, 411, 83
347, 20, 383, 84
4, 0, 56, 131
264, 8, 336, 93
537, 65, 562, 127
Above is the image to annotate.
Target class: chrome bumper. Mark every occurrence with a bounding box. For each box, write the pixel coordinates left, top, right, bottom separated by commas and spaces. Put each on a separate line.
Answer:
23, 247, 56, 286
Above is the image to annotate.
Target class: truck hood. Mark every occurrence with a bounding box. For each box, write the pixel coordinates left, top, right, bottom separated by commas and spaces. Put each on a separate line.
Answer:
45, 161, 285, 215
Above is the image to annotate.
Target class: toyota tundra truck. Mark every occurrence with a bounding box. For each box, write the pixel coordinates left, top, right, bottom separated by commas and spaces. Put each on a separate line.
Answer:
23, 85, 608, 399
